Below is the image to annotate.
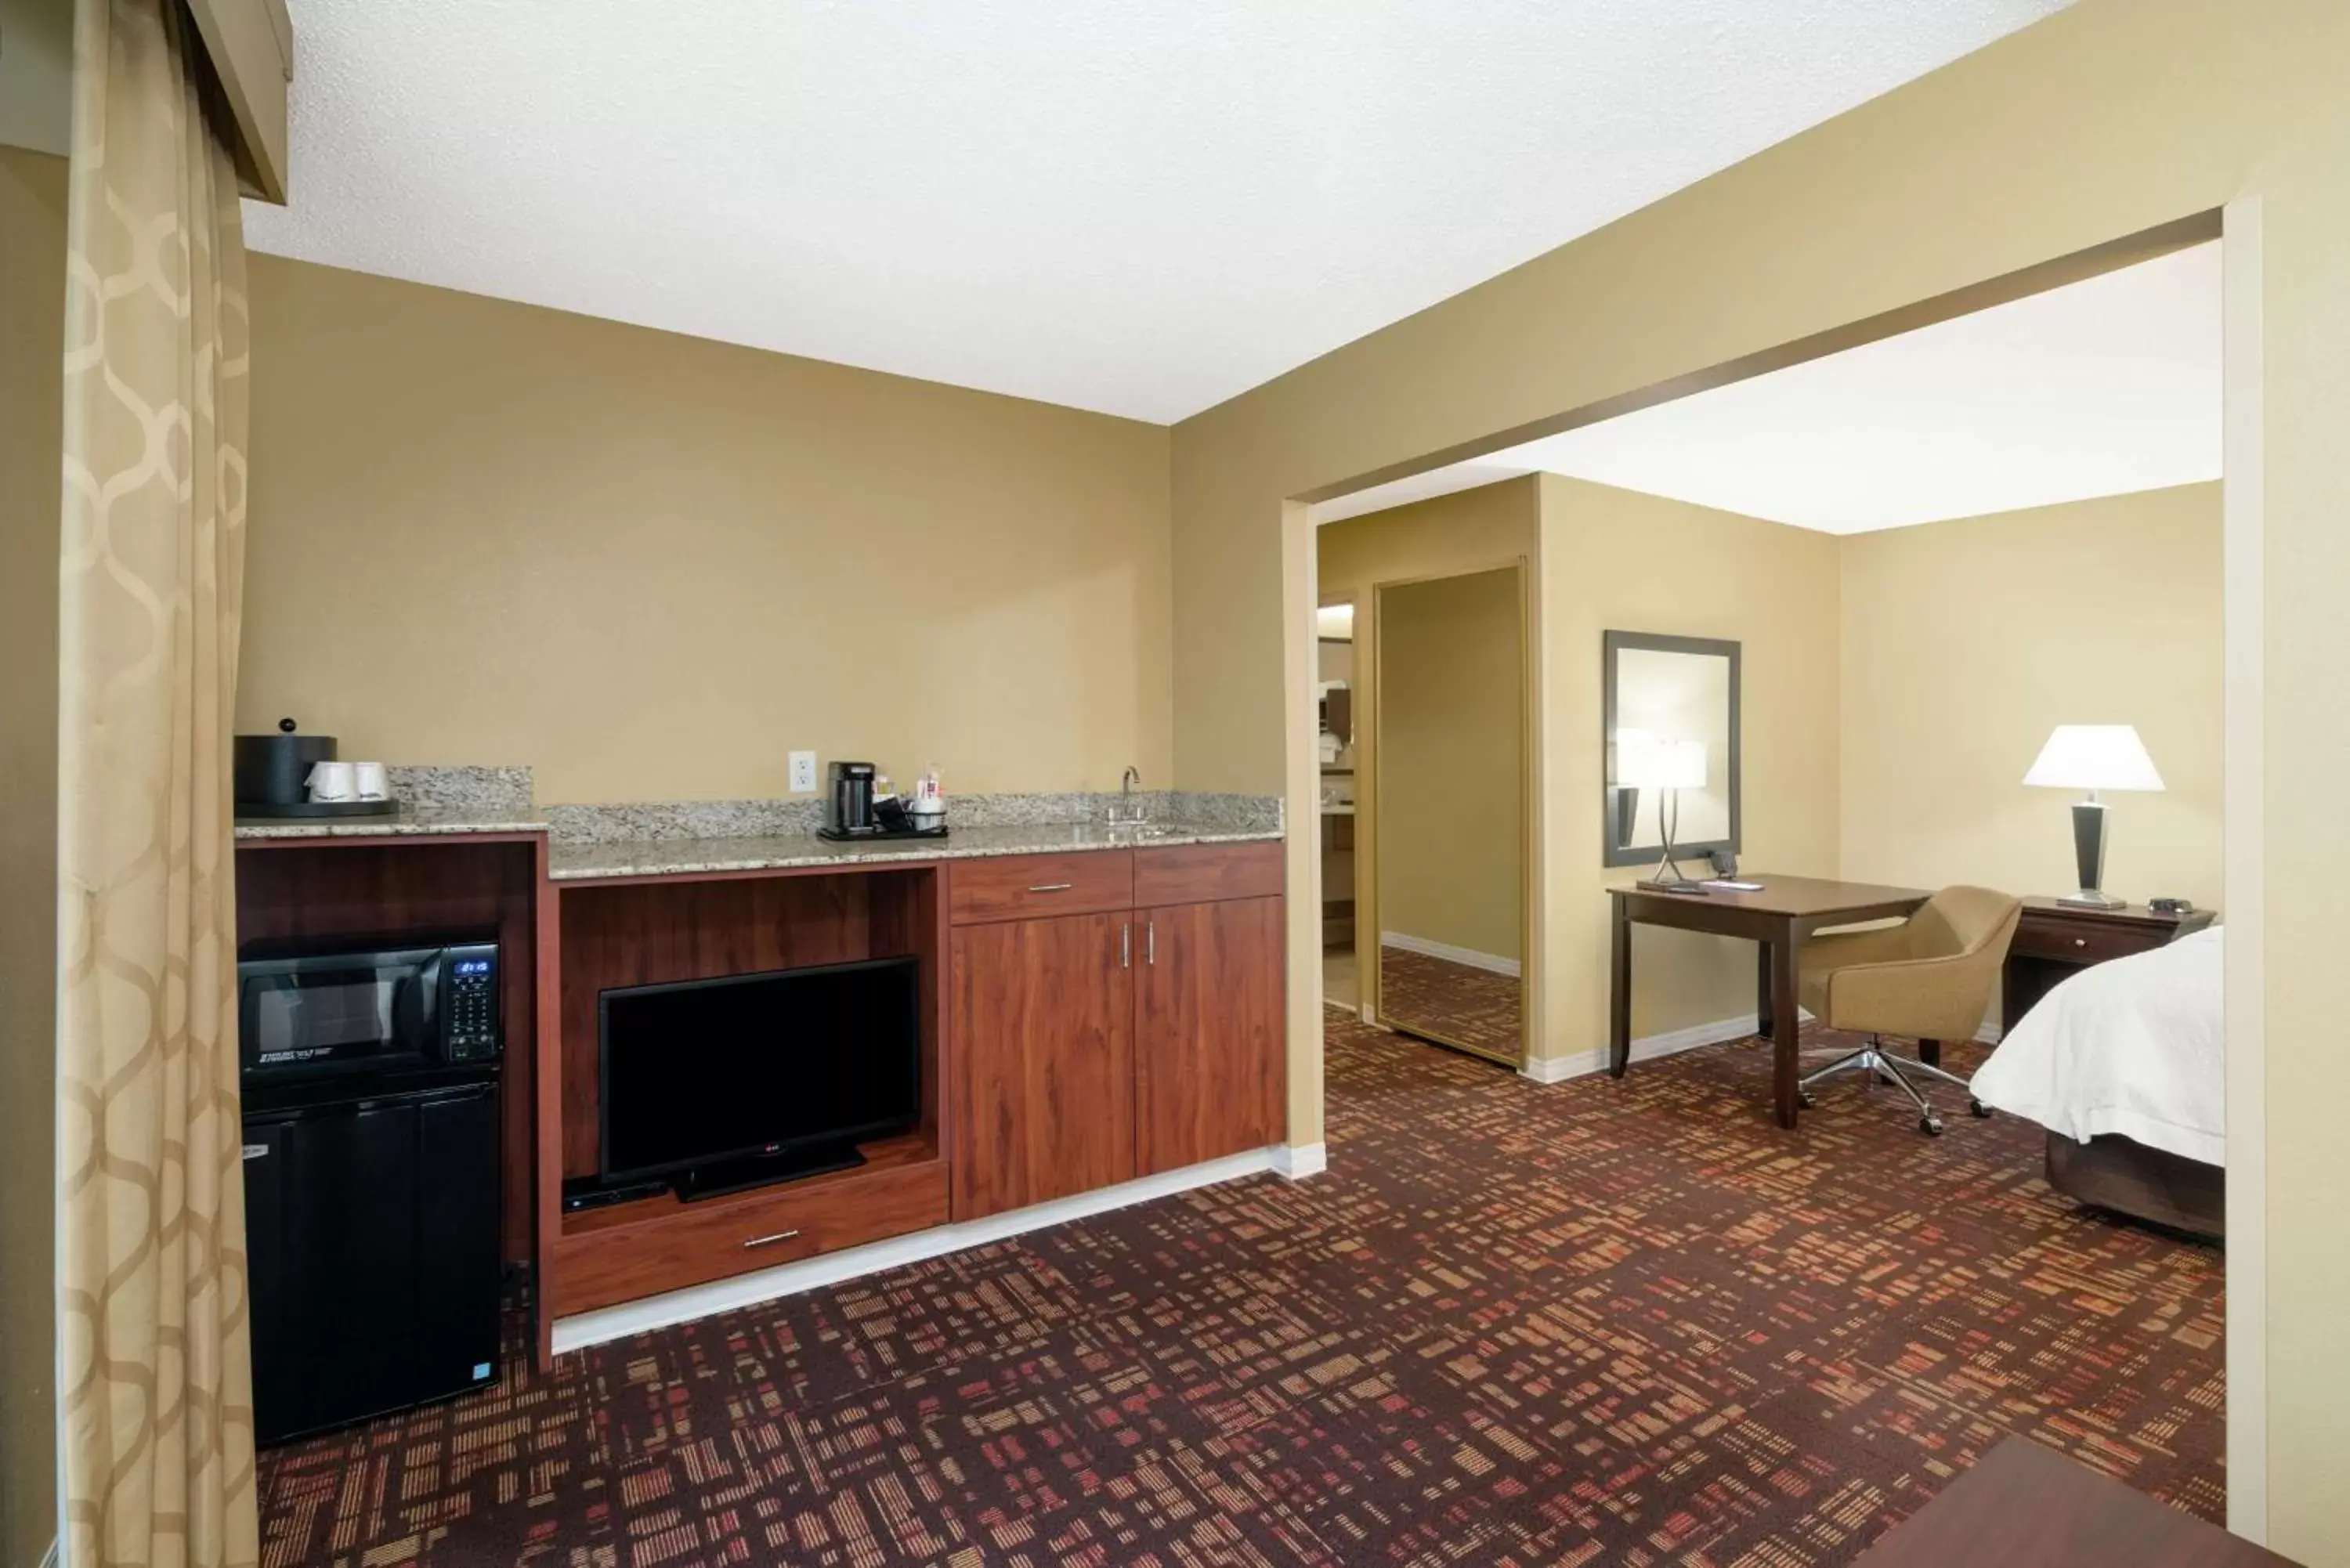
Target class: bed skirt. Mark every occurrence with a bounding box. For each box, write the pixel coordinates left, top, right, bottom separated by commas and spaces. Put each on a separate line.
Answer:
2044, 1132, 2223, 1241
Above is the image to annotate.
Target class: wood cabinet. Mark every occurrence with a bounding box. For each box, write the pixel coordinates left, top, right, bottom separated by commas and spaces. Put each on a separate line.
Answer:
1135, 895, 1285, 1175
949, 846, 1286, 1219
952, 909, 1136, 1217
542, 859, 951, 1363
252, 832, 1284, 1368
1132, 840, 1283, 905
551, 1137, 948, 1317
237, 833, 545, 1267
949, 848, 1135, 924
2001, 897, 2214, 1030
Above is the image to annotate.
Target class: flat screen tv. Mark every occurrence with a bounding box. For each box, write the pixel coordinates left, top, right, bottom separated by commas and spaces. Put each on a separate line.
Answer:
598, 955, 920, 1200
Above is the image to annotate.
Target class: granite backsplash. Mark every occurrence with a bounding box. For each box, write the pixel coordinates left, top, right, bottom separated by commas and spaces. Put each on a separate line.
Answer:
379, 768, 1280, 844
544, 788, 1281, 844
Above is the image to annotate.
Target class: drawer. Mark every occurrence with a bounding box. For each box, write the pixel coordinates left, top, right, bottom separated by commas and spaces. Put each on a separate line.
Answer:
1134, 840, 1285, 906
949, 850, 1133, 923
550, 1156, 949, 1317
2010, 916, 2160, 966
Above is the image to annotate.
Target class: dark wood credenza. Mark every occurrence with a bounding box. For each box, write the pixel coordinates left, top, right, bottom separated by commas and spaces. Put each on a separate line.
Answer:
542, 839, 1285, 1364
2002, 897, 2214, 1030
237, 833, 1288, 1371
1852, 1436, 2292, 1566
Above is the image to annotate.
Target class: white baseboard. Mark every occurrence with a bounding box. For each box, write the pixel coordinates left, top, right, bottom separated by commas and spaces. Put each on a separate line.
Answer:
1520, 1011, 1770, 1084
1378, 931, 1520, 977
551, 1146, 1282, 1356
1517, 1010, 2001, 1085
1272, 1142, 1327, 1180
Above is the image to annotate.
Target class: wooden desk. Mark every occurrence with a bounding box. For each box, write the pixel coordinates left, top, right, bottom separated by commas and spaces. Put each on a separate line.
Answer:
1609, 873, 1929, 1129
1852, 1436, 2294, 1566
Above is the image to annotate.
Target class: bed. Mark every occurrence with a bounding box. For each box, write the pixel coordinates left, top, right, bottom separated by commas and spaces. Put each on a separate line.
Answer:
1969, 925, 2225, 1239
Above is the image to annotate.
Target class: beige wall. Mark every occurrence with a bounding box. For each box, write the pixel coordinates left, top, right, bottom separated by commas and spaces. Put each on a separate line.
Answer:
1318, 478, 1541, 595
1325, 477, 2214, 1064
1168, 2, 2350, 1549
1538, 478, 1842, 1053
240, 256, 1174, 804
1840, 485, 2223, 918
1375, 568, 1524, 963
1314, 475, 1840, 1066
0, 0, 72, 157
0, 143, 63, 1568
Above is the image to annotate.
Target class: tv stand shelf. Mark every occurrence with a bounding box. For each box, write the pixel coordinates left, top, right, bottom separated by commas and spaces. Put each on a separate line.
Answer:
550, 1130, 944, 1317
535, 858, 949, 1359
530, 839, 1285, 1369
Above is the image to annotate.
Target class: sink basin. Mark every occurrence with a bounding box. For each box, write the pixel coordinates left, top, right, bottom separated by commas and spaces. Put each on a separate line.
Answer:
1103, 821, 1191, 840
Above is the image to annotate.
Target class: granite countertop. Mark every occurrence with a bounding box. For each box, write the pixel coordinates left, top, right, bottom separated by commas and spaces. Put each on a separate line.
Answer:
548, 819, 1283, 881
231, 771, 1286, 871
234, 804, 553, 840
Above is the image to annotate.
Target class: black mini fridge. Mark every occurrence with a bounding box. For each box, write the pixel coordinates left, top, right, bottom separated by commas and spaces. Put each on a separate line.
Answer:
242, 1068, 501, 1445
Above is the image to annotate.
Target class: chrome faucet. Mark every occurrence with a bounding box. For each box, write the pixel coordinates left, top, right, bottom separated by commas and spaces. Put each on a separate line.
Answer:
1111, 766, 1147, 826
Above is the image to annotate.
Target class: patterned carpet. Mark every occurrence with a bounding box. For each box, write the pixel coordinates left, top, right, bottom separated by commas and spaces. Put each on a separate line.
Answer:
1376, 945, 1523, 1061
255, 1018, 2224, 1567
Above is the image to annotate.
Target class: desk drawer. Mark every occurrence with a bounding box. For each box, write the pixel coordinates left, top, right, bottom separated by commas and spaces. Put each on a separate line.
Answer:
1135, 841, 1285, 905
551, 1158, 949, 1316
2011, 916, 2159, 966
950, 850, 1133, 923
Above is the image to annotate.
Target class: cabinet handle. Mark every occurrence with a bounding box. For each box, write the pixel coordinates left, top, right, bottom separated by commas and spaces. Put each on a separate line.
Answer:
1147, 919, 1156, 965
742, 1229, 801, 1249
1121, 922, 1131, 968
1028, 881, 1075, 893
2073, 938, 2087, 948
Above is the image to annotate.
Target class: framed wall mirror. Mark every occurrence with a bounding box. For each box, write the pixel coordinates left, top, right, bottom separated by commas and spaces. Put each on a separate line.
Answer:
1372, 565, 1528, 1068
1603, 630, 1741, 870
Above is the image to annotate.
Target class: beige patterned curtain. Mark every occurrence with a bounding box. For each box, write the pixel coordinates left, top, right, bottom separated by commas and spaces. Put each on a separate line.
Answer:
56, 0, 257, 1563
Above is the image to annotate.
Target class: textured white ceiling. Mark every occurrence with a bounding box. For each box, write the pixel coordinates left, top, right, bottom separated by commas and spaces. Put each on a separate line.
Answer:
1314, 240, 2221, 532
246, 0, 2070, 423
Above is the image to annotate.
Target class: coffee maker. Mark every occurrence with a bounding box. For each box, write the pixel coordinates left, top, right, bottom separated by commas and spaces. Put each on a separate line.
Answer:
825, 761, 878, 835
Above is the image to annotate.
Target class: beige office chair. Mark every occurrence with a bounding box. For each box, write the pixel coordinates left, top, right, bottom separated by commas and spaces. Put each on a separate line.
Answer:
1796, 885, 2022, 1136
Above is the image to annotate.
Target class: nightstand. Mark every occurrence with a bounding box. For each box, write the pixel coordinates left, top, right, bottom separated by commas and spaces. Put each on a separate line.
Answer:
2002, 897, 2216, 1032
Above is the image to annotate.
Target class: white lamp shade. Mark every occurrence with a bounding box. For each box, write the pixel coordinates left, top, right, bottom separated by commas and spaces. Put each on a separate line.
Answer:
1618, 733, 1707, 790
2023, 724, 2166, 792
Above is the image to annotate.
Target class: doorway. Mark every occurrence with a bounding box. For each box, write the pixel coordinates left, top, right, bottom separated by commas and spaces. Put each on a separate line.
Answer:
1315, 596, 1360, 1013
1284, 204, 2260, 1530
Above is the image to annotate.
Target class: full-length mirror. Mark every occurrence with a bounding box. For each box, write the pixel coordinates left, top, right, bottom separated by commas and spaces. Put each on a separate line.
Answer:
1373, 566, 1527, 1065
1603, 631, 1741, 874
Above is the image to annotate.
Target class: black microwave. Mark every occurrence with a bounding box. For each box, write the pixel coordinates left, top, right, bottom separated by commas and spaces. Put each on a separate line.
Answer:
237, 937, 501, 1080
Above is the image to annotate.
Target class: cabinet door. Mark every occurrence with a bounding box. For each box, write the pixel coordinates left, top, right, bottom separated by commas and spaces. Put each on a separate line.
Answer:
952, 910, 1134, 1219
1135, 896, 1285, 1176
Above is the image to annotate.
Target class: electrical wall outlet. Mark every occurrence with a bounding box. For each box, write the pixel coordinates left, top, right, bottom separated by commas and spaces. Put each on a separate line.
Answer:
788, 750, 818, 793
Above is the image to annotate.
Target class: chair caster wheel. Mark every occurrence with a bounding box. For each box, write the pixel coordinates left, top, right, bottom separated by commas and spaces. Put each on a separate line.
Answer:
1799, 1089, 1817, 1110
1969, 1098, 1992, 1119
1918, 1115, 1943, 1136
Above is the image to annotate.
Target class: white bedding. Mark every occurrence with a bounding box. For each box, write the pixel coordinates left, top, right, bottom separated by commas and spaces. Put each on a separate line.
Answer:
1969, 925, 2225, 1166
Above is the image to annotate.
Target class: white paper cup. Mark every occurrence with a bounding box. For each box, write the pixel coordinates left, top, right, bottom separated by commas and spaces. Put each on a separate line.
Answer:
352, 761, 389, 801
306, 761, 356, 802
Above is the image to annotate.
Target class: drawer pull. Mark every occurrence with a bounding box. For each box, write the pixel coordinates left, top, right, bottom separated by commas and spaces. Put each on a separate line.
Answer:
2073, 938, 2088, 948
742, 1229, 802, 1250
1028, 881, 1076, 893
